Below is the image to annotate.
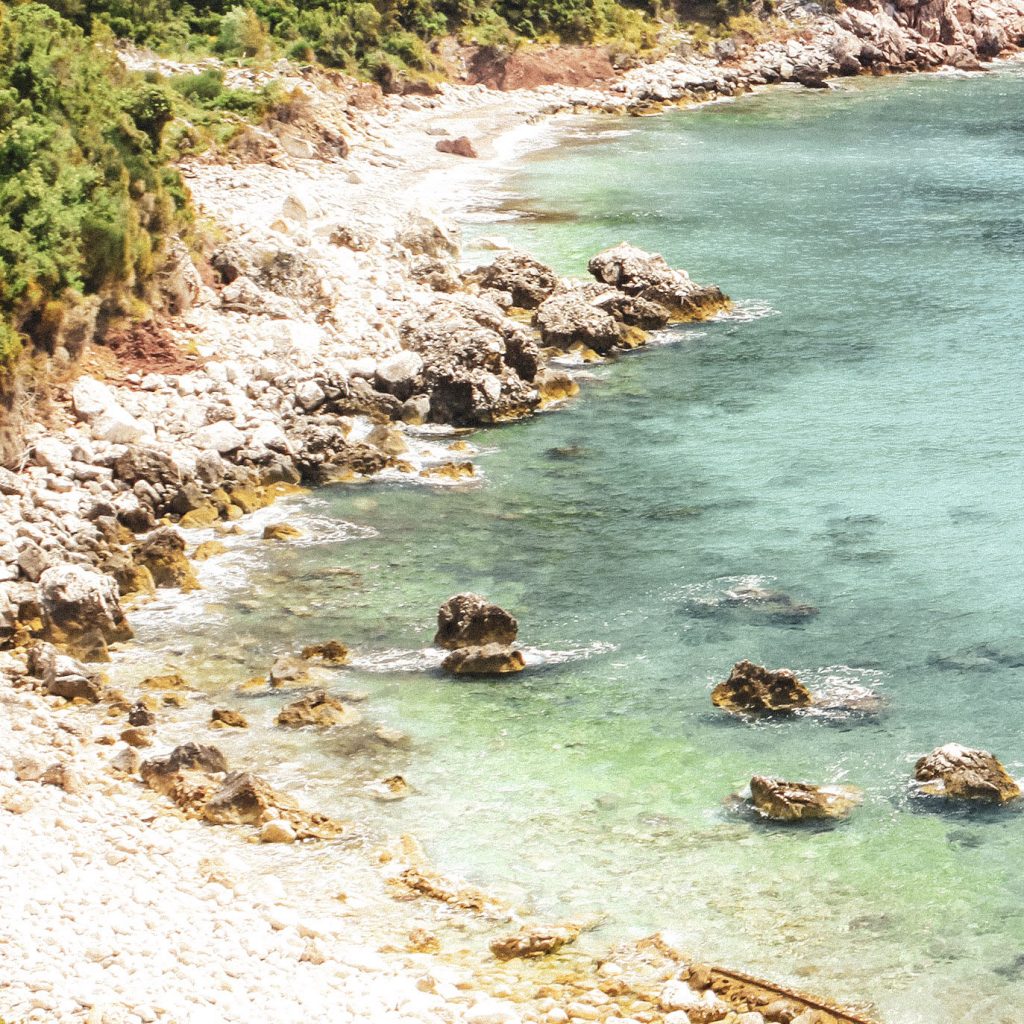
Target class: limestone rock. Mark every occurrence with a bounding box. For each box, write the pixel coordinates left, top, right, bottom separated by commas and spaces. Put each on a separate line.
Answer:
442, 644, 526, 676
748, 775, 863, 822
711, 660, 813, 715
914, 743, 1021, 804
476, 252, 559, 309
263, 522, 304, 541
202, 771, 295, 825
140, 672, 189, 691
27, 642, 105, 702
211, 707, 249, 728
534, 289, 623, 355
141, 742, 228, 794
276, 689, 362, 728
300, 640, 350, 664
193, 540, 228, 561
260, 819, 297, 844
193, 420, 246, 454
588, 243, 730, 321
38, 563, 133, 661
490, 922, 581, 960
269, 654, 309, 688
658, 981, 730, 1023
128, 700, 157, 727
134, 528, 199, 591
120, 726, 155, 748
401, 295, 541, 426
435, 136, 478, 158
110, 746, 142, 775
375, 351, 425, 401
434, 593, 518, 650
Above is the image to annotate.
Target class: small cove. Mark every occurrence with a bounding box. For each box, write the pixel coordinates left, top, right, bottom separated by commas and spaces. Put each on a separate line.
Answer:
125, 68, 1024, 1023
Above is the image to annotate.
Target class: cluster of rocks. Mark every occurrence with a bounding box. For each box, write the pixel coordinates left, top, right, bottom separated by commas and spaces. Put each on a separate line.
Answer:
712, 661, 1021, 821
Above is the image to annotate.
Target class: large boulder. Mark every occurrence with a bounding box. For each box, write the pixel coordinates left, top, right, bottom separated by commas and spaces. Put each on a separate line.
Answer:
140, 742, 229, 795
748, 775, 863, 822
202, 771, 294, 825
38, 563, 133, 661
27, 642, 105, 702
534, 288, 624, 355
711, 660, 813, 715
275, 689, 362, 728
134, 528, 200, 591
402, 296, 541, 425
914, 743, 1021, 804
442, 644, 526, 676
434, 593, 518, 650
588, 243, 730, 321
476, 252, 559, 309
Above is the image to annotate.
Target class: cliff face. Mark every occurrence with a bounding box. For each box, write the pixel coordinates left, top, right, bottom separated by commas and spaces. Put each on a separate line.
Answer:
838, 0, 1024, 68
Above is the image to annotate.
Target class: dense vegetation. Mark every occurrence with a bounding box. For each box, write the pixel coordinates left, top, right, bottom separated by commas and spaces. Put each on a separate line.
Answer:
39, 0, 674, 75
0, 2, 190, 366
0, 0, 754, 370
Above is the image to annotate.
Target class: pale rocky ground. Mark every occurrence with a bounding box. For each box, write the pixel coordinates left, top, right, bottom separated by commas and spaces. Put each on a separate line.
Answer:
4, 4, 1024, 1020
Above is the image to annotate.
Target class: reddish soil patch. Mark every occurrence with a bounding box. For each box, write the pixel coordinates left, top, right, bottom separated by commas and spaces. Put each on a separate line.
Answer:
466, 45, 618, 91
99, 321, 204, 377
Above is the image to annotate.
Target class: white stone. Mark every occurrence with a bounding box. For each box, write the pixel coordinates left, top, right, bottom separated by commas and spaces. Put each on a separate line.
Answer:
33, 438, 72, 474
192, 421, 246, 454
259, 820, 295, 844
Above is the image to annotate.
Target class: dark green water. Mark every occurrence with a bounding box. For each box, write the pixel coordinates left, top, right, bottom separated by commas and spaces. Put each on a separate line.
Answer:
131, 69, 1024, 1022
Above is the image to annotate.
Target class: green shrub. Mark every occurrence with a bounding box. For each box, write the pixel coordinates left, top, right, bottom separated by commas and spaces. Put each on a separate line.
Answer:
0, 1, 189, 366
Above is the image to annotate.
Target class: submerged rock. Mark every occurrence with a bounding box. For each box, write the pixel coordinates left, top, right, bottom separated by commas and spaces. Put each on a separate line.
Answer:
748, 775, 863, 822
275, 688, 362, 728
913, 743, 1021, 804
434, 593, 518, 650
490, 922, 581, 961
442, 643, 526, 676
300, 640, 350, 664
711, 660, 813, 715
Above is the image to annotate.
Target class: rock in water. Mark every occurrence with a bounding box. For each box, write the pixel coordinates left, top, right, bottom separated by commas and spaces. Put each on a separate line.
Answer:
490, 923, 581, 960
140, 743, 228, 791
749, 775, 863, 822
475, 252, 559, 309
587, 242, 730, 321
711, 660, 813, 714
914, 743, 1021, 804
300, 640, 350, 664
434, 593, 518, 649
442, 644, 526, 676
134, 528, 200, 591
38, 563, 134, 661
275, 689, 362, 728
203, 771, 295, 825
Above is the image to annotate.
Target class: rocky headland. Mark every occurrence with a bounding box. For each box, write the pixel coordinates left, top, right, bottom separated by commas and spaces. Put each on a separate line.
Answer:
4, 4, 1024, 1021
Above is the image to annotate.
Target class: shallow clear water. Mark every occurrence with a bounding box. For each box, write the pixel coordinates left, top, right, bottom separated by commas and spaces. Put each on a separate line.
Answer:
134, 70, 1024, 1022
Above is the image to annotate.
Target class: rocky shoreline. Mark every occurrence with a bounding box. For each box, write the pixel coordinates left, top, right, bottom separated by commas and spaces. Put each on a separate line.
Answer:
5, 5, 1024, 1021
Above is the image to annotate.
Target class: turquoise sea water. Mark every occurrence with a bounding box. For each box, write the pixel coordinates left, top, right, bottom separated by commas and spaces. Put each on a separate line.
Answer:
134, 69, 1024, 1022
